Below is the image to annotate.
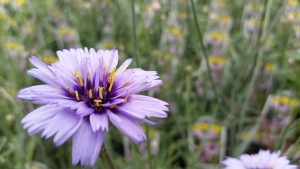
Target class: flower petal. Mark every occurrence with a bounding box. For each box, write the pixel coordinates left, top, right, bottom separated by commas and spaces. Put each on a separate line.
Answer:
89, 113, 108, 132
107, 110, 146, 144
72, 120, 105, 167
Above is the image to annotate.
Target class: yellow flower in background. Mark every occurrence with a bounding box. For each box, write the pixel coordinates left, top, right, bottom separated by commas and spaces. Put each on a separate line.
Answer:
178, 11, 187, 21
288, 0, 298, 8
245, 2, 263, 14
264, 37, 274, 50
264, 63, 274, 73
284, 11, 300, 24
162, 52, 171, 60
4, 41, 22, 52
240, 131, 262, 141
211, 0, 227, 10
6, 87, 17, 96
99, 40, 116, 49
219, 14, 231, 25
192, 122, 221, 134
162, 82, 170, 90
0, 10, 16, 27
244, 18, 260, 32
57, 26, 75, 37
208, 56, 226, 65
16, 0, 25, 7
272, 96, 298, 108
207, 32, 227, 41
170, 26, 183, 37
0, 0, 11, 5
41, 55, 57, 64
142, 126, 155, 139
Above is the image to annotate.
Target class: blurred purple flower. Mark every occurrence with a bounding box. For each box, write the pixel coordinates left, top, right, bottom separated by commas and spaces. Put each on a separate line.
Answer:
18, 48, 168, 167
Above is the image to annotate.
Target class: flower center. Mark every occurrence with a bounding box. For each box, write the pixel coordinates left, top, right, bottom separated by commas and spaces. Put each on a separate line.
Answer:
65, 68, 118, 112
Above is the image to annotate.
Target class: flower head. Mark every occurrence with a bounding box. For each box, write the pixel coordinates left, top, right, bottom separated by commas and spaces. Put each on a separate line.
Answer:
222, 150, 297, 169
18, 48, 168, 167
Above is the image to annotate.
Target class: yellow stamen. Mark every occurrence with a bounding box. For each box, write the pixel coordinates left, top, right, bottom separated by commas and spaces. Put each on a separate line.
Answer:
94, 99, 102, 107
107, 67, 116, 92
98, 87, 103, 99
102, 66, 107, 76
74, 71, 84, 87
88, 89, 93, 99
121, 82, 130, 88
109, 105, 116, 109
75, 91, 80, 101
124, 95, 129, 101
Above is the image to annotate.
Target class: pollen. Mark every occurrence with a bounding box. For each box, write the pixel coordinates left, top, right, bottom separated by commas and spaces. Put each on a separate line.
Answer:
74, 71, 84, 87
109, 105, 116, 109
94, 99, 102, 107
75, 91, 80, 101
88, 89, 93, 99
107, 67, 116, 92
98, 87, 103, 99
102, 66, 107, 76
65, 85, 74, 95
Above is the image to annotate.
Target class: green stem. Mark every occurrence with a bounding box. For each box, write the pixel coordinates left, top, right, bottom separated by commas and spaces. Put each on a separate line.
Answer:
130, 0, 152, 168
145, 125, 153, 169
131, 0, 139, 66
189, 0, 220, 104
102, 144, 116, 169
237, 0, 273, 134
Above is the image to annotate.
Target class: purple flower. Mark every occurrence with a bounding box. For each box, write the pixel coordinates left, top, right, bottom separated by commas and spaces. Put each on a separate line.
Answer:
18, 48, 168, 167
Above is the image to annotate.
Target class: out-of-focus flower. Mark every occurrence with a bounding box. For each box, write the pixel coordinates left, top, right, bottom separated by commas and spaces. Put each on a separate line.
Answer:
211, 0, 227, 11
57, 25, 76, 42
287, 0, 299, 9
168, 26, 184, 41
138, 126, 160, 156
240, 130, 262, 142
166, 25, 185, 55
4, 41, 24, 57
192, 120, 221, 141
222, 150, 297, 169
18, 48, 168, 167
264, 63, 274, 74
208, 56, 226, 84
257, 63, 274, 91
244, 2, 263, 16
51, 8, 64, 23
0, 10, 16, 27
16, 0, 26, 7
0, 0, 11, 5
271, 95, 298, 113
30, 161, 48, 169
21, 22, 34, 36
293, 25, 300, 39
264, 36, 274, 51
244, 18, 260, 34
282, 10, 300, 24
5, 113, 15, 122
41, 55, 57, 64
143, 0, 161, 28
98, 39, 117, 49
208, 56, 226, 71
204, 31, 228, 48
193, 119, 221, 163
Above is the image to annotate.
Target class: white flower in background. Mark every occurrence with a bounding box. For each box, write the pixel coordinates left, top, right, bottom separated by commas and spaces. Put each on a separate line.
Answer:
223, 150, 297, 169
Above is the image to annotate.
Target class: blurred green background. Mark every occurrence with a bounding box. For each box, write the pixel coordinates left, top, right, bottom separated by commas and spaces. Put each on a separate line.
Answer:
1, 0, 300, 168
